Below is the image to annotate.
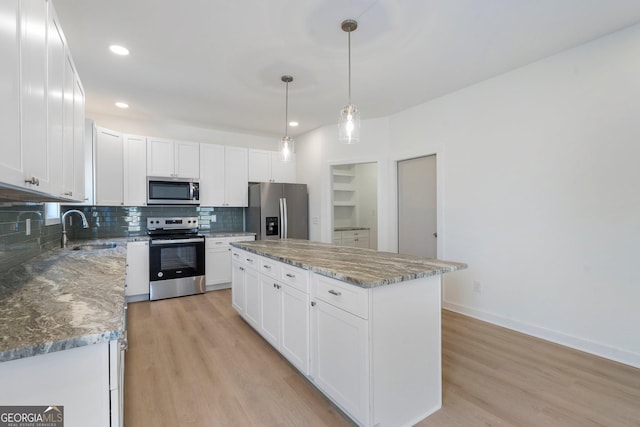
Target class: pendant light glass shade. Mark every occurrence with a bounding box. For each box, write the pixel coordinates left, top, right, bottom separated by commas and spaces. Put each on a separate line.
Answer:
339, 104, 360, 144
280, 135, 294, 162
279, 75, 294, 162
339, 19, 360, 144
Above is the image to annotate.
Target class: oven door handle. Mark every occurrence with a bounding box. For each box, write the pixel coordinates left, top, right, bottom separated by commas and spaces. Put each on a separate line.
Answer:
150, 238, 204, 245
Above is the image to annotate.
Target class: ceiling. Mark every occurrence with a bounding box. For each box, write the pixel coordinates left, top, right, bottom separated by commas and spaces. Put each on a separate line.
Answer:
52, 0, 640, 138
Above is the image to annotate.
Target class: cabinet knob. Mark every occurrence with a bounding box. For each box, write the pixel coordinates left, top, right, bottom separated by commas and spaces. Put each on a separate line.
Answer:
311, 301, 316, 307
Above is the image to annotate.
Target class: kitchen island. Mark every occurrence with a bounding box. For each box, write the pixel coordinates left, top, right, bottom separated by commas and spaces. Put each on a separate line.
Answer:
230, 239, 466, 427
0, 238, 128, 427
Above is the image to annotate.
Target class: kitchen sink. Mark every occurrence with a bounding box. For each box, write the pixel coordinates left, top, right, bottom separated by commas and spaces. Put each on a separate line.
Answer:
71, 242, 117, 251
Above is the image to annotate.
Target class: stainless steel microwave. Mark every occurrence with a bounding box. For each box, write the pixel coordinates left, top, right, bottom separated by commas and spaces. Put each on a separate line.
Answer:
147, 177, 200, 205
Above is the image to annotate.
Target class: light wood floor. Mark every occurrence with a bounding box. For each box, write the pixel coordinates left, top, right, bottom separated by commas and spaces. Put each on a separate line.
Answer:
124, 290, 640, 426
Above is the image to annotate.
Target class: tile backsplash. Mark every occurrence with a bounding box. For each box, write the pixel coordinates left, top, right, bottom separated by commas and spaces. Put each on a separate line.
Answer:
0, 203, 60, 273
0, 203, 244, 273
60, 205, 245, 240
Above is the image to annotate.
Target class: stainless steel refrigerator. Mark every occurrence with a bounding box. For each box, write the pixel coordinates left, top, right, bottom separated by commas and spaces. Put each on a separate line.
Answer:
247, 183, 308, 240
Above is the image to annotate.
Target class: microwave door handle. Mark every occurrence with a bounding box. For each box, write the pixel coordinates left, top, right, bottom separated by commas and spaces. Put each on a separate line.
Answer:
283, 197, 288, 239
189, 183, 194, 201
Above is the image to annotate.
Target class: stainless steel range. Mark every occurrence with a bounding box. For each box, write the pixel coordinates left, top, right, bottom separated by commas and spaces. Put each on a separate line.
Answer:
147, 217, 205, 301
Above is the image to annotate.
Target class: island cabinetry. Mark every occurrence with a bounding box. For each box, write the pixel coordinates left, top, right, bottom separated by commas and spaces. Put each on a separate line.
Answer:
259, 258, 310, 374
231, 248, 260, 329
311, 274, 370, 425
147, 137, 199, 179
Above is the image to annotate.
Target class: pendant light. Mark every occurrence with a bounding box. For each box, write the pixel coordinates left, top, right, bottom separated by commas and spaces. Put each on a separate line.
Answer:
279, 75, 294, 162
339, 19, 360, 144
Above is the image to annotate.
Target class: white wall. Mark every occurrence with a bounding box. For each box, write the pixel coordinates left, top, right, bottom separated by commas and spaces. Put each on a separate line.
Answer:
296, 23, 640, 367
355, 162, 378, 249
88, 113, 277, 150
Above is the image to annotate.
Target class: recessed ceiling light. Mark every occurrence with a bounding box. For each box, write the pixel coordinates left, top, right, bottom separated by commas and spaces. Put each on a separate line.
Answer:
109, 45, 130, 56
289, 121, 299, 127
115, 102, 129, 109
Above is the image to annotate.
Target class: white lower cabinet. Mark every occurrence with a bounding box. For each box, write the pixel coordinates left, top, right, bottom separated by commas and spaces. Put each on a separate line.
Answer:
311, 298, 369, 425
230, 247, 443, 427
125, 241, 149, 302
244, 265, 260, 330
231, 252, 245, 313
206, 236, 255, 291
0, 340, 124, 427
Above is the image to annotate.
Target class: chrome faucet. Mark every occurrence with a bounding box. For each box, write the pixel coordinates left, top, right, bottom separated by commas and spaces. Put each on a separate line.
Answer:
61, 209, 89, 248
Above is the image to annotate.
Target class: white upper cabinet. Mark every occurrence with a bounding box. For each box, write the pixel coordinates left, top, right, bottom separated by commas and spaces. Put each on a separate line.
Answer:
270, 151, 296, 183
72, 72, 85, 201
0, 0, 85, 201
147, 138, 199, 178
224, 146, 248, 206
95, 127, 124, 206
47, 9, 65, 197
0, 0, 22, 188
123, 134, 147, 206
248, 149, 272, 182
21, 0, 50, 193
248, 149, 296, 183
199, 143, 248, 207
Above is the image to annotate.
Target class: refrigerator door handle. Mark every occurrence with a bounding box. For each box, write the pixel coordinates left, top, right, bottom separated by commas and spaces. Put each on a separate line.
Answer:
283, 197, 288, 239
279, 198, 284, 239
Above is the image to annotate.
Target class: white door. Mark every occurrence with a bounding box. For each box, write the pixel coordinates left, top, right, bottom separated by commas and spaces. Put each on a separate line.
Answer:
199, 143, 225, 206
244, 267, 261, 330
123, 135, 147, 206
174, 141, 199, 178
397, 155, 437, 258
147, 137, 175, 177
259, 276, 281, 348
225, 147, 249, 206
95, 127, 124, 206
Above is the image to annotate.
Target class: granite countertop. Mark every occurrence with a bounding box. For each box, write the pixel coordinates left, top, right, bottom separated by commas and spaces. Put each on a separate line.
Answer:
204, 231, 256, 238
231, 239, 467, 288
0, 238, 128, 363
334, 227, 370, 231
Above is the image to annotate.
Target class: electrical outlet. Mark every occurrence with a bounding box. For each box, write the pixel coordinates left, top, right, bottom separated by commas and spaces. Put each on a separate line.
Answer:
473, 280, 481, 293
25, 218, 31, 236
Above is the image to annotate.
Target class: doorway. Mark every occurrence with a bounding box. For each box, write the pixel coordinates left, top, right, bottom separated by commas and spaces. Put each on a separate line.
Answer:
397, 155, 437, 258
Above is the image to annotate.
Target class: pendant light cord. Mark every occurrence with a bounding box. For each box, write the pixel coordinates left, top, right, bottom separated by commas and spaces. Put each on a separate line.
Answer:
284, 80, 289, 138
348, 29, 352, 105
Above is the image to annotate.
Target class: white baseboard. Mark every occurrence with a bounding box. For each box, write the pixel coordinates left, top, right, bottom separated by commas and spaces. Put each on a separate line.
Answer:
443, 301, 640, 369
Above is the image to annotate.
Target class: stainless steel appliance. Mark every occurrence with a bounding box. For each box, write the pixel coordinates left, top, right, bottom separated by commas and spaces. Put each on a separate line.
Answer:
147, 177, 200, 205
246, 183, 308, 240
147, 217, 205, 300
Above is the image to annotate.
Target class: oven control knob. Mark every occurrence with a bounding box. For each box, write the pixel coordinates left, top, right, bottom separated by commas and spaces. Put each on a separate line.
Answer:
158, 272, 163, 278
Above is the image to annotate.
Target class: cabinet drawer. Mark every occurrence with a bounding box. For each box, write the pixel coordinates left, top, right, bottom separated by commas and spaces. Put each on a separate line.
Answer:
260, 257, 279, 279
229, 235, 255, 243
341, 230, 369, 239
230, 248, 244, 263
314, 274, 368, 319
280, 264, 309, 293
243, 252, 259, 269
206, 238, 230, 249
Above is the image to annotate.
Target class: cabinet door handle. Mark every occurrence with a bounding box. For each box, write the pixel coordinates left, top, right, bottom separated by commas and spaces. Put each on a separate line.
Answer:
25, 176, 40, 186
263, 265, 271, 269
246, 258, 253, 262
215, 241, 223, 245
233, 253, 239, 257
239, 266, 245, 271
328, 289, 341, 296
285, 273, 295, 278
311, 301, 316, 307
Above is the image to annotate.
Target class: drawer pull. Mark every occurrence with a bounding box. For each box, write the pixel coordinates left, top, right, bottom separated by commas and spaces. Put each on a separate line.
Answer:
285, 273, 295, 278
263, 265, 271, 269
233, 253, 239, 257
246, 258, 253, 262
328, 289, 342, 296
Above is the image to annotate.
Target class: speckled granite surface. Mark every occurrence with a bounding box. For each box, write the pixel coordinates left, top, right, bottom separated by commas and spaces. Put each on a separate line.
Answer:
334, 227, 370, 231
0, 239, 128, 363
231, 239, 467, 288
204, 232, 256, 238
